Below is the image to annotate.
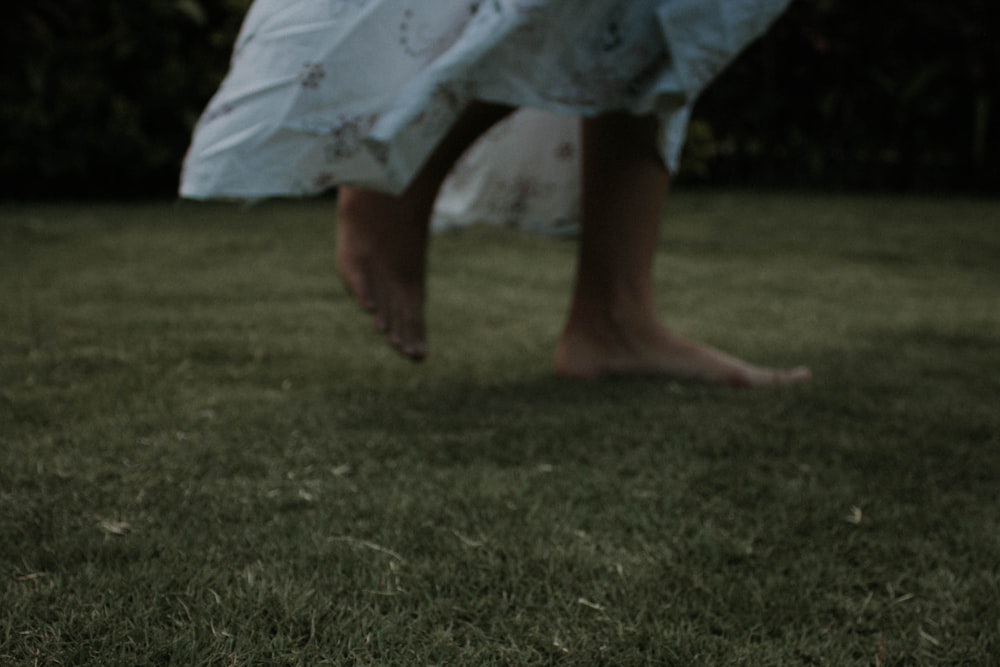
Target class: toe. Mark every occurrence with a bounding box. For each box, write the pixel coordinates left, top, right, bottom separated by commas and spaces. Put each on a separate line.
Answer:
776, 366, 812, 385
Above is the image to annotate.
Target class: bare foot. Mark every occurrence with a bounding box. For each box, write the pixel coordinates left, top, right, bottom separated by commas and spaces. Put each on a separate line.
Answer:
335, 206, 376, 313
555, 113, 808, 387
333, 105, 513, 361
336, 187, 428, 361
554, 318, 811, 387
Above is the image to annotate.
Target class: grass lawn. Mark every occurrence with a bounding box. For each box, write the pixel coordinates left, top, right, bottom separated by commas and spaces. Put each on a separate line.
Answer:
1, 192, 998, 665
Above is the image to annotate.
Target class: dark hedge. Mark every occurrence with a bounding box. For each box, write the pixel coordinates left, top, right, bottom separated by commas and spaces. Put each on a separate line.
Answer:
1, 0, 251, 198
2, 0, 996, 198
694, 0, 999, 192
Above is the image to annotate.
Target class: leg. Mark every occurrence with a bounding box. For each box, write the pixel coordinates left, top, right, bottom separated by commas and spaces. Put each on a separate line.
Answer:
336, 102, 512, 360
554, 112, 810, 386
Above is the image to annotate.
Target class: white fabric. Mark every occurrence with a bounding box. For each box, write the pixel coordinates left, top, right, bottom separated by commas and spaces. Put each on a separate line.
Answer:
181, 0, 791, 200
432, 109, 580, 235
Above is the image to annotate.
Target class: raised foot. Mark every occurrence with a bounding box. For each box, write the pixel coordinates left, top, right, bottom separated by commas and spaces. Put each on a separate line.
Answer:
335, 187, 428, 361
553, 324, 811, 387
336, 237, 375, 313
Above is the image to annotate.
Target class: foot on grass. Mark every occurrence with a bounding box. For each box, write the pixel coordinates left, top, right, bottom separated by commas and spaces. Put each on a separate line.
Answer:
554, 319, 811, 387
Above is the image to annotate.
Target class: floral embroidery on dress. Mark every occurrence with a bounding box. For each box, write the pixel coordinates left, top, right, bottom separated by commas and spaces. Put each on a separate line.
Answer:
312, 172, 337, 189
299, 62, 326, 89
600, 7, 626, 52
323, 114, 380, 161
433, 109, 580, 233
555, 141, 575, 161
408, 84, 470, 139
398, 5, 478, 60
181, 0, 793, 200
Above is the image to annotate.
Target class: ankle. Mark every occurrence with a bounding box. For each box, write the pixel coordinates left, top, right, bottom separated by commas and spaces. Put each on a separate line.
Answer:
565, 279, 658, 336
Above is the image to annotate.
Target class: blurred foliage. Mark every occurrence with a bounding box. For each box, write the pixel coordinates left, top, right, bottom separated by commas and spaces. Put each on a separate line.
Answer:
690, 0, 999, 191
0, 0, 251, 198
1, 0, 996, 197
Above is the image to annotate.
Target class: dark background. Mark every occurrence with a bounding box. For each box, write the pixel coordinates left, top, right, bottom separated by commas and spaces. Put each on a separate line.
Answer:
2, 0, 996, 199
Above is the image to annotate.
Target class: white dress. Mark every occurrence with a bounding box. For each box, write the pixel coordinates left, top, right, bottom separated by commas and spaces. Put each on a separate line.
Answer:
180, 0, 791, 200
432, 108, 581, 235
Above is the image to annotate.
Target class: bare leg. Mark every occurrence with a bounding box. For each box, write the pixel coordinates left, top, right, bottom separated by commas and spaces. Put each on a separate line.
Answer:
336, 102, 511, 360
554, 113, 810, 386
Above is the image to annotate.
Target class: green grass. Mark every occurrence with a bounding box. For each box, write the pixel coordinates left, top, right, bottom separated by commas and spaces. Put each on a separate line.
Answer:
1, 193, 998, 665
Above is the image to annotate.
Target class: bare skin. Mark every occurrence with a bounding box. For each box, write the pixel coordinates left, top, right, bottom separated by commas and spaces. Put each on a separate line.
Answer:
336, 103, 512, 360
336, 186, 430, 359
337, 107, 810, 386
554, 113, 810, 386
